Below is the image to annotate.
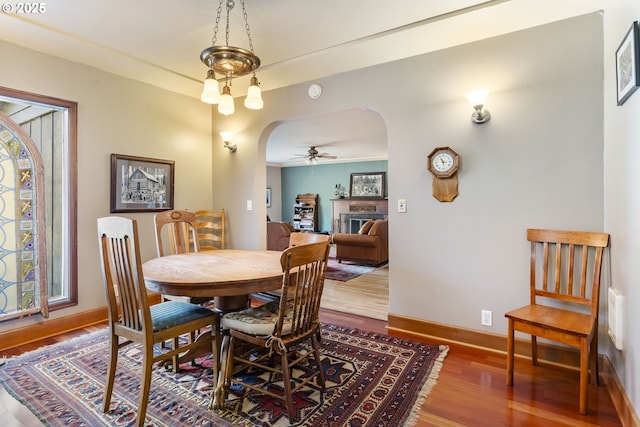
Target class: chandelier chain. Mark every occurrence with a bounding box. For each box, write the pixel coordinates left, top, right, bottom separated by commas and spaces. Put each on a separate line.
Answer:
241, 0, 255, 54
225, 0, 232, 46
211, 0, 223, 45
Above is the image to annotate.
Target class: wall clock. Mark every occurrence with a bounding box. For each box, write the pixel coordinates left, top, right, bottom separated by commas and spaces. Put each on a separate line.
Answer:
427, 146, 460, 202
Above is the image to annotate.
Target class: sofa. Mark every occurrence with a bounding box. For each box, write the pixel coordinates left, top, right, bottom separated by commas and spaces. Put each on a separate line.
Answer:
332, 219, 388, 265
267, 221, 295, 250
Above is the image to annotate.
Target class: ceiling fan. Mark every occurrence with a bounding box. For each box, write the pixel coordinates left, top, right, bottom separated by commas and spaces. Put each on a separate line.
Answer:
292, 146, 337, 164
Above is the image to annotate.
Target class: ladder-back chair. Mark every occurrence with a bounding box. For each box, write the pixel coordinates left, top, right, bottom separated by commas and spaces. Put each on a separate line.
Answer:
97, 216, 218, 427
505, 228, 609, 415
194, 209, 225, 250
214, 241, 331, 422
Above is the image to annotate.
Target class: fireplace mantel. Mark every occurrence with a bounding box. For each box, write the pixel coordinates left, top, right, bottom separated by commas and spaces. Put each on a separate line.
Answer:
331, 198, 388, 233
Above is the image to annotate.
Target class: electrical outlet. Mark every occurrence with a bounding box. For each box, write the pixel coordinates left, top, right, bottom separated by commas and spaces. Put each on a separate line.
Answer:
481, 310, 492, 326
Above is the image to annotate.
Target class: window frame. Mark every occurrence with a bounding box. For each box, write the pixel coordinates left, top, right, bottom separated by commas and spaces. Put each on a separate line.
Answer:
0, 86, 78, 311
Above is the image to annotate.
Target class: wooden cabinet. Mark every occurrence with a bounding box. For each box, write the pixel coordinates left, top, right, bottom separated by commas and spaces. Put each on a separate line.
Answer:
293, 193, 318, 231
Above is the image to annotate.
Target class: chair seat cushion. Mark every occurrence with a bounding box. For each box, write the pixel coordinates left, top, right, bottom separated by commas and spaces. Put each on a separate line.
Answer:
150, 301, 214, 332
221, 301, 293, 336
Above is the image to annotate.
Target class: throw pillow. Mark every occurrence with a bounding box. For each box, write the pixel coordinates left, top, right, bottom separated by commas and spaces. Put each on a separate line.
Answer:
358, 220, 375, 235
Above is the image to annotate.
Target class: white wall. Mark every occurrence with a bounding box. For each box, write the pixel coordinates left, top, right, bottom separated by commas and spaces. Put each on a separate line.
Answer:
603, 0, 640, 414
0, 40, 213, 331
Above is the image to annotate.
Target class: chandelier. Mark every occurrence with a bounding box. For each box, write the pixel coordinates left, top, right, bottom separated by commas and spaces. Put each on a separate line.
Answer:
200, 0, 263, 115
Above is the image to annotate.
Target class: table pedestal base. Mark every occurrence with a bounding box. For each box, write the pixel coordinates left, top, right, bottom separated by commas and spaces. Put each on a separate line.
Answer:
214, 295, 250, 313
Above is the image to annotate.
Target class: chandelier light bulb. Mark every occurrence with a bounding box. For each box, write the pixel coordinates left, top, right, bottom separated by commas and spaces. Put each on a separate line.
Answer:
201, 70, 221, 104
244, 76, 263, 110
218, 85, 235, 116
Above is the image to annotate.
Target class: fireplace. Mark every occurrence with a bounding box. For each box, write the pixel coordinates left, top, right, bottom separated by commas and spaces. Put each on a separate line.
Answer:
331, 198, 388, 233
340, 212, 386, 233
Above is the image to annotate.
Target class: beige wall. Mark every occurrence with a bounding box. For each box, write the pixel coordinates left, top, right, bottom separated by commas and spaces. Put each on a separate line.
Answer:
0, 40, 213, 331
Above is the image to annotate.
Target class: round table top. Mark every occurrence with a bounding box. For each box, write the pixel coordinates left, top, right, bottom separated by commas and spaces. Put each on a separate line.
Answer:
142, 249, 283, 298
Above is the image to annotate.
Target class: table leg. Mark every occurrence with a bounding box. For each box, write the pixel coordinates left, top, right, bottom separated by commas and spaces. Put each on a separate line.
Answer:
210, 334, 230, 410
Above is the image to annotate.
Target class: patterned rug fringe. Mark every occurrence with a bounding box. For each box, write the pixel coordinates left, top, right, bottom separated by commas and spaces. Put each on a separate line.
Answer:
404, 344, 450, 427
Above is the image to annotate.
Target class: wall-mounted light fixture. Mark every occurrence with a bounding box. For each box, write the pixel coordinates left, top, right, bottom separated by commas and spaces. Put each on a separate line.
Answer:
220, 131, 237, 152
466, 89, 491, 124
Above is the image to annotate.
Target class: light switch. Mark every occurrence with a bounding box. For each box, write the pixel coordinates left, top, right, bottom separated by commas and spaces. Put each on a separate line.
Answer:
398, 199, 407, 213
246, 200, 253, 211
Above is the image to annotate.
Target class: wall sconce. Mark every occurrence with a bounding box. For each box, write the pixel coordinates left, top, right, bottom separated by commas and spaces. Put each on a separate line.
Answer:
220, 131, 237, 153
466, 89, 491, 124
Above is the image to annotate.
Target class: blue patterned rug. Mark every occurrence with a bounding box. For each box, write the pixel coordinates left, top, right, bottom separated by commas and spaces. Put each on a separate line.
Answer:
0, 324, 447, 426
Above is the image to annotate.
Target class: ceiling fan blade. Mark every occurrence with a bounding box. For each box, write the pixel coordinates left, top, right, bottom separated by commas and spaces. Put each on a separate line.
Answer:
318, 154, 337, 159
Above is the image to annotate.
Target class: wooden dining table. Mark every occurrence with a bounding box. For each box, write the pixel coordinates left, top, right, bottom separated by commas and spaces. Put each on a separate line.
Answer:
142, 249, 284, 409
143, 249, 284, 312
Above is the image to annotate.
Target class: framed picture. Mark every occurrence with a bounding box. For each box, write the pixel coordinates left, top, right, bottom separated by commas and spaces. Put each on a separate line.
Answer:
616, 21, 640, 106
349, 172, 386, 199
266, 187, 272, 208
110, 154, 174, 213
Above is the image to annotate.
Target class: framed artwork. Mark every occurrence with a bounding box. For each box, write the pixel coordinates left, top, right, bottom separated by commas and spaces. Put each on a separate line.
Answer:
110, 154, 174, 213
616, 21, 640, 106
349, 172, 386, 199
266, 187, 272, 208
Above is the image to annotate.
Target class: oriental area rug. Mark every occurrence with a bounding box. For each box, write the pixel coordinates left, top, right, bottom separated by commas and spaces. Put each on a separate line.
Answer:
325, 258, 377, 282
0, 324, 448, 427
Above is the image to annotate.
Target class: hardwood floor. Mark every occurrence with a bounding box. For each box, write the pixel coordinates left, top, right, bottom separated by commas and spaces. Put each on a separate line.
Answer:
0, 265, 623, 426
321, 263, 388, 320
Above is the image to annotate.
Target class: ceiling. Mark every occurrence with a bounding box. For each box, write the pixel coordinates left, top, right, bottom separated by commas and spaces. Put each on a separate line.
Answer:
0, 0, 602, 166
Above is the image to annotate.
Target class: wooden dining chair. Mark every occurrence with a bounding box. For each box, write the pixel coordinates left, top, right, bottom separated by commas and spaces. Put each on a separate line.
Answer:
214, 241, 330, 422
154, 209, 199, 257
97, 216, 218, 427
505, 228, 609, 415
154, 209, 213, 305
194, 209, 225, 250
254, 232, 331, 303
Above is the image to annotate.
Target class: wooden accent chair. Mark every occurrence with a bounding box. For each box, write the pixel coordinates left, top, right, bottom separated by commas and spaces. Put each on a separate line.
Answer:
97, 216, 218, 427
505, 228, 610, 415
194, 209, 225, 250
215, 241, 330, 422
